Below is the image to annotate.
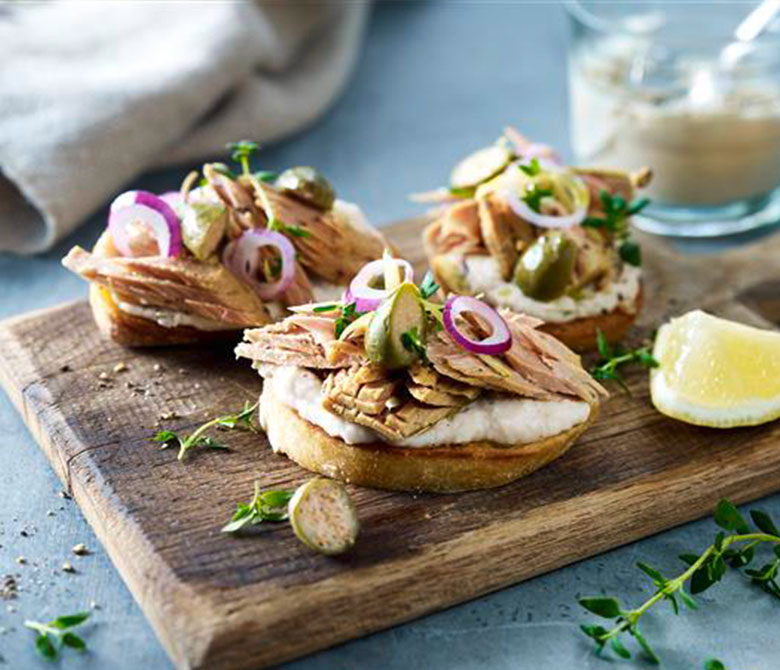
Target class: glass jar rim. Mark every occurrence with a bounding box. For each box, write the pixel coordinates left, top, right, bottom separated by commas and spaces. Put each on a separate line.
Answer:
564, 0, 780, 45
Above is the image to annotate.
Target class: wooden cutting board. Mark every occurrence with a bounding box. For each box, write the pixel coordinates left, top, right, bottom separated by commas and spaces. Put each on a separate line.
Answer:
1, 218, 779, 670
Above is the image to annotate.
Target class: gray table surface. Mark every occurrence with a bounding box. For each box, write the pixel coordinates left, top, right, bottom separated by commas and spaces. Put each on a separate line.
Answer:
1, 2, 779, 669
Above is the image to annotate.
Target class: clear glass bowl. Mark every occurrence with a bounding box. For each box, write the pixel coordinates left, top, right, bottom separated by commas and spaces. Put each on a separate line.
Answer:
566, 1, 780, 237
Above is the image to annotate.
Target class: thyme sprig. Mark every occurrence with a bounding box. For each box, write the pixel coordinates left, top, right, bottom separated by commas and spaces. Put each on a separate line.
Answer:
268, 218, 311, 238
221, 481, 295, 533
583, 191, 649, 267
153, 400, 259, 461
591, 330, 658, 391
419, 271, 440, 300
227, 140, 259, 176
335, 301, 362, 338
522, 184, 554, 214
519, 156, 542, 177
401, 326, 428, 363
579, 499, 780, 665
25, 612, 90, 660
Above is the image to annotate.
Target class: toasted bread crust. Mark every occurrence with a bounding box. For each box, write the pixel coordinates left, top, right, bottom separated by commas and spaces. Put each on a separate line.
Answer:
260, 387, 598, 493
540, 288, 643, 353
85, 233, 250, 347
89, 285, 238, 347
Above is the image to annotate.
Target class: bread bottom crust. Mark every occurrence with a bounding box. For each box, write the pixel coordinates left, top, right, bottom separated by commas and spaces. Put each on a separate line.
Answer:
89, 285, 238, 347
260, 387, 598, 493
540, 288, 642, 353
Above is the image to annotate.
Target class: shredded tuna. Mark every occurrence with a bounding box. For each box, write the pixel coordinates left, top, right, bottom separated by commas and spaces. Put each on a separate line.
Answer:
62, 245, 271, 327
236, 316, 364, 369
322, 363, 474, 441
206, 168, 390, 285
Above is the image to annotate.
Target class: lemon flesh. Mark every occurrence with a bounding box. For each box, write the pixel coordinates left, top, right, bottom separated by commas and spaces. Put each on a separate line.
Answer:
651, 310, 780, 428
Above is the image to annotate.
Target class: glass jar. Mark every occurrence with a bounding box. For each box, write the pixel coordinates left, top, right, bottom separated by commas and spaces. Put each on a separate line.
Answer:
566, 1, 780, 237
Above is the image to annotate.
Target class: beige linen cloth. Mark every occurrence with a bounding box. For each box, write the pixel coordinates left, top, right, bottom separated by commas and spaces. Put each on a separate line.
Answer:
0, 0, 370, 254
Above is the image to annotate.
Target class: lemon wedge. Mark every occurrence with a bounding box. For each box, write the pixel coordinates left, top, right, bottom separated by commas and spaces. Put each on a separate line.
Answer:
650, 310, 780, 428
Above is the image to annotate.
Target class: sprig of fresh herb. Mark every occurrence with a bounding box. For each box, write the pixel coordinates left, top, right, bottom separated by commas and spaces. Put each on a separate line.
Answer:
25, 612, 90, 660
268, 217, 311, 238
522, 184, 554, 214
312, 303, 340, 313
579, 499, 780, 665
254, 170, 277, 183
227, 140, 260, 176
591, 330, 658, 391
221, 481, 295, 533
519, 157, 542, 177
152, 400, 259, 461
335, 301, 362, 338
401, 326, 428, 363
449, 186, 476, 198
419, 271, 440, 300
583, 191, 649, 267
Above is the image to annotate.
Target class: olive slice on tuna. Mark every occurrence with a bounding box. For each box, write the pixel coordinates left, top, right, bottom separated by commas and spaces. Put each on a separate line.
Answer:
513, 232, 576, 301
276, 166, 335, 211
181, 202, 227, 261
365, 283, 426, 370
450, 144, 512, 190
288, 478, 359, 555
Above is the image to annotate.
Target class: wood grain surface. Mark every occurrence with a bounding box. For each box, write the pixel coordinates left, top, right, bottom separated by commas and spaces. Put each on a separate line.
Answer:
0, 219, 779, 670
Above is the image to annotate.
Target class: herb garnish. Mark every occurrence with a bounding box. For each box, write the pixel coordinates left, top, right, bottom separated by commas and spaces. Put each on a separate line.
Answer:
335, 301, 362, 338
583, 191, 649, 267
705, 660, 727, 670
221, 481, 295, 533
254, 170, 278, 183
268, 218, 311, 238
152, 400, 258, 461
519, 157, 542, 177
227, 140, 260, 176
401, 326, 428, 363
312, 303, 339, 313
419, 271, 440, 300
449, 186, 476, 198
25, 612, 90, 660
522, 184, 554, 214
591, 330, 658, 391
579, 499, 780, 665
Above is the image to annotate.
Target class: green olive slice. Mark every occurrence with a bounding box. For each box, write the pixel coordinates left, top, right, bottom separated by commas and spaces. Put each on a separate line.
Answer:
276, 166, 335, 210
364, 283, 426, 370
513, 232, 576, 301
288, 478, 359, 555
181, 202, 227, 261
450, 144, 512, 190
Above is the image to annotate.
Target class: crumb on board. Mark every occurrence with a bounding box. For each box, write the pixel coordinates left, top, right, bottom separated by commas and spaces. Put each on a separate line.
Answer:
72, 543, 89, 556
113, 362, 128, 373
153, 364, 162, 372
15, 557, 26, 566
0, 575, 17, 600
61, 562, 76, 574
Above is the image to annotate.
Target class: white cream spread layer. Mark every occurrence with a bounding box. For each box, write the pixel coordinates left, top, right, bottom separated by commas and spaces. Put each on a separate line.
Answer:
259, 365, 590, 447
462, 255, 641, 323
113, 297, 234, 331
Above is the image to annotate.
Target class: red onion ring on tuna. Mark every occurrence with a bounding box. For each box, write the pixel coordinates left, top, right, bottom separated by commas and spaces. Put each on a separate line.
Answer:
442, 295, 512, 355
108, 190, 182, 257
347, 258, 414, 312
222, 229, 296, 300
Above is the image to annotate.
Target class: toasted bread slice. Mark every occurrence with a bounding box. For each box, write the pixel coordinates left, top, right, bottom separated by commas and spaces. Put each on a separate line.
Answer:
88, 284, 237, 347
259, 386, 598, 493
